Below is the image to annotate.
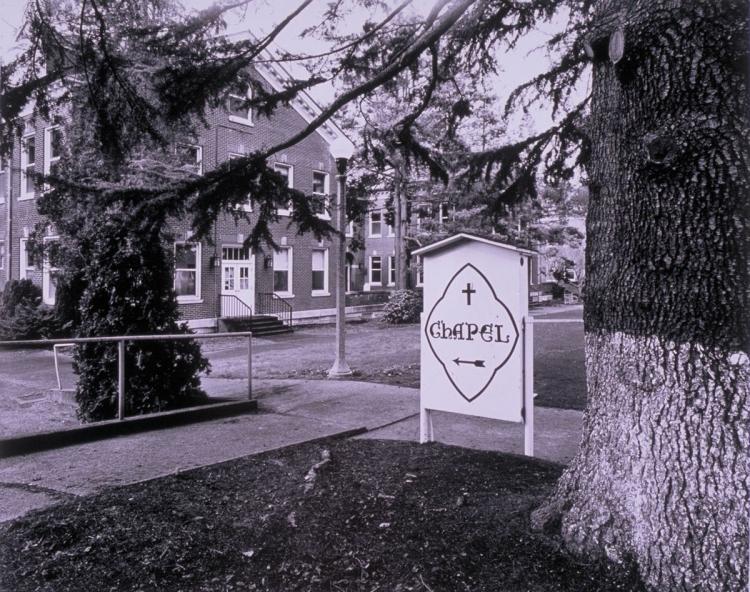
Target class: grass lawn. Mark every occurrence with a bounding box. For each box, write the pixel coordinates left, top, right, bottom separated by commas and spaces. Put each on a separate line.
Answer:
0, 439, 644, 592
208, 315, 586, 410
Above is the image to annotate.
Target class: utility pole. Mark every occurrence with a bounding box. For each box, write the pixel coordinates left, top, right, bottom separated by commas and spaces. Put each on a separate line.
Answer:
327, 156, 353, 378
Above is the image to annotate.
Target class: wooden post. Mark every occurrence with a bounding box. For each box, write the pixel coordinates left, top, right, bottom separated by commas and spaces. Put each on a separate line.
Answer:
523, 316, 534, 456
419, 407, 433, 444
117, 339, 125, 420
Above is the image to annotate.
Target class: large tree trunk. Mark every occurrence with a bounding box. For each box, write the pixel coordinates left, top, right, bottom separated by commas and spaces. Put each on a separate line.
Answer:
393, 163, 410, 290
531, 2, 749, 590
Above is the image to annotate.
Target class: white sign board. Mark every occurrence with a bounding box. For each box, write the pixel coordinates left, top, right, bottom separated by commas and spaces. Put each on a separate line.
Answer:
415, 234, 534, 454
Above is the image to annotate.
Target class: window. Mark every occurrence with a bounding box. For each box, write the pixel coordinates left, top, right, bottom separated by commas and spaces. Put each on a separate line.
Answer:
311, 171, 330, 218
44, 126, 63, 183
19, 238, 36, 279
388, 255, 396, 286
439, 203, 450, 225
177, 144, 202, 175
311, 248, 329, 295
0, 157, 8, 204
42, 237, 60, 305
369, 211, 382, 237
416, 255, 424, 286
345, 220, 354, 237
174, 242, 201, 301
229, 152, 253, 211
227, 82, 254, 125
369, 255, 382, 286
273, 247, 293, 295
21, 126, 36, 199
274, 163, 293, 215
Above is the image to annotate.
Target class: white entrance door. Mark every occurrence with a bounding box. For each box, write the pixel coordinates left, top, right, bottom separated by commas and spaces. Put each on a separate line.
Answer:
221, 246, 255, 317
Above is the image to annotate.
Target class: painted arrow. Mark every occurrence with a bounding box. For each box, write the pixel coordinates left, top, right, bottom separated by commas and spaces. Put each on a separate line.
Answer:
452, 358, 485, 367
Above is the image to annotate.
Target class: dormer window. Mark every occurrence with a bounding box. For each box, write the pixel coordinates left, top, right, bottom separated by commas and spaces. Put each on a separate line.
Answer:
227, 82, 254, 126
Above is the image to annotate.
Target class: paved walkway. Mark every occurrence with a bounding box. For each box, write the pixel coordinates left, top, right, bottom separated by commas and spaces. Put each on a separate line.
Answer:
0, 377, 582, 523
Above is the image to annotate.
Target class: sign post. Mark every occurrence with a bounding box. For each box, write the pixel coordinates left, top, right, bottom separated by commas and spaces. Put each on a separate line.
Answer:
414, 233, 536, 456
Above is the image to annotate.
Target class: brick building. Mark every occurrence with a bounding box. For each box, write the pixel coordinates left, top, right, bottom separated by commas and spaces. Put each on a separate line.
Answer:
0, 57, 355, 331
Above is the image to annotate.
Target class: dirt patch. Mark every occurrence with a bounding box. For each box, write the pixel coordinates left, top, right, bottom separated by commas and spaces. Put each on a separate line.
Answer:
0, 439, 644, 592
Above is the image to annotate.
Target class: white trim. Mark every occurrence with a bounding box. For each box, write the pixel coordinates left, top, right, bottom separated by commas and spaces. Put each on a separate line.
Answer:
416, 255, 424, 287
43, 125, 62, 181
274, 162, 294, 216
412, 232, 537, 257
251, 46, 354, 158
174, 241, 202, 302
0, 240, 5, 270
0, 156, 8, 204
369, 255, 383, 286
273, 246, 293, 297
345, 220, 354, 237
311, 247, 329, 296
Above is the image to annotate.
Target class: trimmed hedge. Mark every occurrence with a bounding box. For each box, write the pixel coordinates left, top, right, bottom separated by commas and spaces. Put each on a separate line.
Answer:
382, 289, 423, 324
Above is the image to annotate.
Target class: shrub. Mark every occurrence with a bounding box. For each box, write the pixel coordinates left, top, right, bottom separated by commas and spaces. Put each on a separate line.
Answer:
70, 217, 210, 422
0, 279, 41, 316
0, 280, 64, 340
382, 289, 423, 324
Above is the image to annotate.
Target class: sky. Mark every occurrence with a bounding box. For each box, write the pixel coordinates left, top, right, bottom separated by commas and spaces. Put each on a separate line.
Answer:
0, 0, 588, 138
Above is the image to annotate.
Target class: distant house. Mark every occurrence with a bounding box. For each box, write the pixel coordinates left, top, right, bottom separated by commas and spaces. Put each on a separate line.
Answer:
0, 55, 355, 331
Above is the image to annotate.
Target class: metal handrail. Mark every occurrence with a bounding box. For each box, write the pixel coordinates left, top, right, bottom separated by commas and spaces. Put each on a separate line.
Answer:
0, 331, 254, 421
220, 294, 253, 318
256, 292, 293, 329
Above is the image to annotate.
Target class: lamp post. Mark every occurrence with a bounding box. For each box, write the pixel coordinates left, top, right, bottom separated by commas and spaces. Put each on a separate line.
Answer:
328, 156, 353, 377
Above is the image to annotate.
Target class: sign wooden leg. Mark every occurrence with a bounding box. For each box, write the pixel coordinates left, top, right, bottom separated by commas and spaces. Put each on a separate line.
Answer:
420, 408, 433, 443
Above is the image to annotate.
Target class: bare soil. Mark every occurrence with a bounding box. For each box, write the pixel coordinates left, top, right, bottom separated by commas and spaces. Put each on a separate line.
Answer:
0, 439, 643, 592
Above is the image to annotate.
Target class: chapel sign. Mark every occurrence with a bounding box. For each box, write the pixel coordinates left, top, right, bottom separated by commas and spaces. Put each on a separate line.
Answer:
414, 234, 536, 455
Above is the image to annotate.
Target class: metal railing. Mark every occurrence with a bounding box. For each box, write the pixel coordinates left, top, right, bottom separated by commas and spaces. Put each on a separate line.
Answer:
256, 292, 293, 329
220, 294, 253, 319
0, 332, 254, 421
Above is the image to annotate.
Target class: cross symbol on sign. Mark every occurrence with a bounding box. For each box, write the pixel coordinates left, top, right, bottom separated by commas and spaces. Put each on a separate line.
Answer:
462, 283, 476, 305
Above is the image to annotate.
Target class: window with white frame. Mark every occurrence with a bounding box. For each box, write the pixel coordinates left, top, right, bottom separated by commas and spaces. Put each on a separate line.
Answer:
177, 144, 202, 175
369, 211, 382, 237
274, 163, 293, 215
19, 238, 36, 279
21, 126, 36, 199
174, 242, 201, 301
388, 255, 396, 286
369, 255, 382, 286
311, 171, 330, 218
311, 248, 328, 295
439, 203, 450, 225
44, 126, 63, 185
273, 247, 292, 295
42, 237, 60, 305
227, 82, 254, 125
0, 157, 8, 204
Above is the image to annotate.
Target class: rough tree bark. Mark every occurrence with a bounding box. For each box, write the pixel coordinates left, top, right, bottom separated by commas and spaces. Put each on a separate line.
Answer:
393, 162, 410, 290
531, 1, 749, 591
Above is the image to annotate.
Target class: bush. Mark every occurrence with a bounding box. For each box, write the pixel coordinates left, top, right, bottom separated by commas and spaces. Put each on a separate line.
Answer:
0, 279, 41, 316
382, 289, 423, 324
0, 280, 64, 340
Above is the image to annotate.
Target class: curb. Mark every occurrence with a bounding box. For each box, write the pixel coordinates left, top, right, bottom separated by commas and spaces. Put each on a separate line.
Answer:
0, 399, 258, 459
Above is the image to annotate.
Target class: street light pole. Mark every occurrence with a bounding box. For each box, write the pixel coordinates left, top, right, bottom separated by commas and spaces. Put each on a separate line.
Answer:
328, 157, 353, 378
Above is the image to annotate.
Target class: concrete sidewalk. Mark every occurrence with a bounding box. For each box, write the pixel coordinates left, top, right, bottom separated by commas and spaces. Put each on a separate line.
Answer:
0, 377, 582, 523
